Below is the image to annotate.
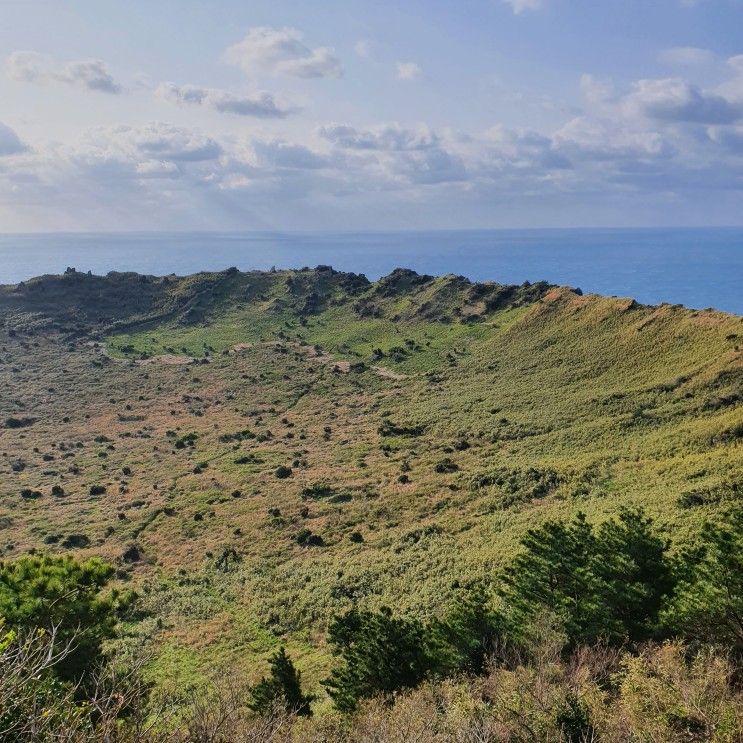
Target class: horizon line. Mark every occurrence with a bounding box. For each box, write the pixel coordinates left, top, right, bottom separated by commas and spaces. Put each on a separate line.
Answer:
1, 225, 743, 238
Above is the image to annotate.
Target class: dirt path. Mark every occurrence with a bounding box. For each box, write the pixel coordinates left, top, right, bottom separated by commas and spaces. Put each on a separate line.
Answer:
98, 339, 406, 379
372, 365, 407, 381
238, 341, 409, 380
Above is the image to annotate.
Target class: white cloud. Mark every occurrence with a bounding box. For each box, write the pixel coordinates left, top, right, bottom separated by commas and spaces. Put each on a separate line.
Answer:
155, 82, 296, 118
6, 51, 122, 93
659, 46, 717, 67
582, 72, 743, 125
135, 160, 180, 177
318, 123, 438, 151
479, 125, 571, 172
3, 85, 743, 229
728, 55, 743, 74
553, 117, 674, 161
503, 0, 544, 14
396, 62, 422, 81
224, 27, 342, 79
707, 125, 743, 153
0, 122, 27, 156
626, 78, 741, 124
354, 40, 371, 59
252, 140, 333, 170
580, 74, 616, 105
83, 122, 223, 163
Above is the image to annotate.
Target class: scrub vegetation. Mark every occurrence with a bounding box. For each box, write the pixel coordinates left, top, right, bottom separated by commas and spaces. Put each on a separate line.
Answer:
0, 265, 740, 739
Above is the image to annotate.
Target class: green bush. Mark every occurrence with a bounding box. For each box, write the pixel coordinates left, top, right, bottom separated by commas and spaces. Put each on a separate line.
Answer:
0, 554, 120, 681
378, 420, 425, 437
248, 647, 313, 717
499, 509, 675, 649
434, 458, 459, 474
324, 607, 434, 712
664, 506, 742, 651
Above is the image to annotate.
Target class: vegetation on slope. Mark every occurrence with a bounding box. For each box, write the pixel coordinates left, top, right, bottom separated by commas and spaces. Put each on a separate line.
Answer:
0, 265, 740, 695
1, 506, 741, 739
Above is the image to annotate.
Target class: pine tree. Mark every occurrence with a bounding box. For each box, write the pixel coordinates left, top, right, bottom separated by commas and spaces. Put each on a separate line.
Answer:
594, 508, 675, 644
499, 512, 609, 649
431, 585, 502, 675
0, 554, 118, 682
248, 647, 313, 717
498, 509, 675, 649
664, 506, 743, 651
323, 607, 433, 712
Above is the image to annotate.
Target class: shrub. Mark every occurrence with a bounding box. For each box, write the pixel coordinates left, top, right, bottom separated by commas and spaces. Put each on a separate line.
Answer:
472, 465, 562, 508
219, 429, 255, 443
61, 534, 91, 549
174, 432, 198, 449
300, 482, 335, 499
295, 529, 323, 547
89, 485, 106, 496
121, 544, 142, 563
499, 509, 675, 650
610, 643, 741, 742
378, 420, 425, 437
555, 693, 595, 743
0, 554, 118, 681
324, 607, 434, 712
4, 417, 35, 429
248, 647, 313, 717
275, 465, 293, 479
434, 458, 459, 474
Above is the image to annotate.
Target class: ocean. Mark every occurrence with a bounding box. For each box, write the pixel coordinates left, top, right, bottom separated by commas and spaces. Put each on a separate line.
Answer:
0, 228, 741, 315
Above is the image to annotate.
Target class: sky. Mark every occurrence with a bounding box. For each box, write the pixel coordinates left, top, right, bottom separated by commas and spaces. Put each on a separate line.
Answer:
1, 0, 743, 231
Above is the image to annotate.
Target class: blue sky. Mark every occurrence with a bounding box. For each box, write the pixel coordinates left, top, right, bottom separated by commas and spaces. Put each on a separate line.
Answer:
1, 0, 742, 230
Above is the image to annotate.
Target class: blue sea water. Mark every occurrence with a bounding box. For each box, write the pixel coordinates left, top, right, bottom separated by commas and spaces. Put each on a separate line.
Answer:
0, 228, 741, 314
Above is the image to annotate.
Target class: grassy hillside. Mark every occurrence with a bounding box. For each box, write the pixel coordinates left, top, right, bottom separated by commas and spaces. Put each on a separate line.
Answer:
0, 266, 741, 691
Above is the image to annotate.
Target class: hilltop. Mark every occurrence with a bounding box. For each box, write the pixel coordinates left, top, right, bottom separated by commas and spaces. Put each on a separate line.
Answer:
0, 266, 741, 688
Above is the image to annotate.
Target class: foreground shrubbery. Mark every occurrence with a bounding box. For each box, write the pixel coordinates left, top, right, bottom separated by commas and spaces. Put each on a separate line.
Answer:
0, 554, 135, 682
0, 507, 740, 740
2, 629, 740, 742
318, 506, 742, 713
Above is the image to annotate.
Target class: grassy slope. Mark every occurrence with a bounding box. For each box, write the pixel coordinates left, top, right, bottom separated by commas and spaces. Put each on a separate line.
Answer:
0, 267, 741, 694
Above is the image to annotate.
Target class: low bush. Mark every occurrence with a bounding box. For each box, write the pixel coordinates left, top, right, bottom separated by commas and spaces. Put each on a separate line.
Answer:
4, 417, 35, 429
378, 420, 425, 437
434, 458, 459, 474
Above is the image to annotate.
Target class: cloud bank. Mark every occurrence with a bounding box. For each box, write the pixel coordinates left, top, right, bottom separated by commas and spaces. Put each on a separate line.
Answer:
2, 21, 743, 229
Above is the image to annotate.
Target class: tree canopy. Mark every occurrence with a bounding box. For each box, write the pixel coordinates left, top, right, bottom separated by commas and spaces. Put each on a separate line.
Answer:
0, 554, 119, 681
248, 646, 313, 717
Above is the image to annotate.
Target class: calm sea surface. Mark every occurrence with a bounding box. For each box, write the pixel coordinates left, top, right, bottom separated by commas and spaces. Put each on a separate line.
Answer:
0, 228, 741, 314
